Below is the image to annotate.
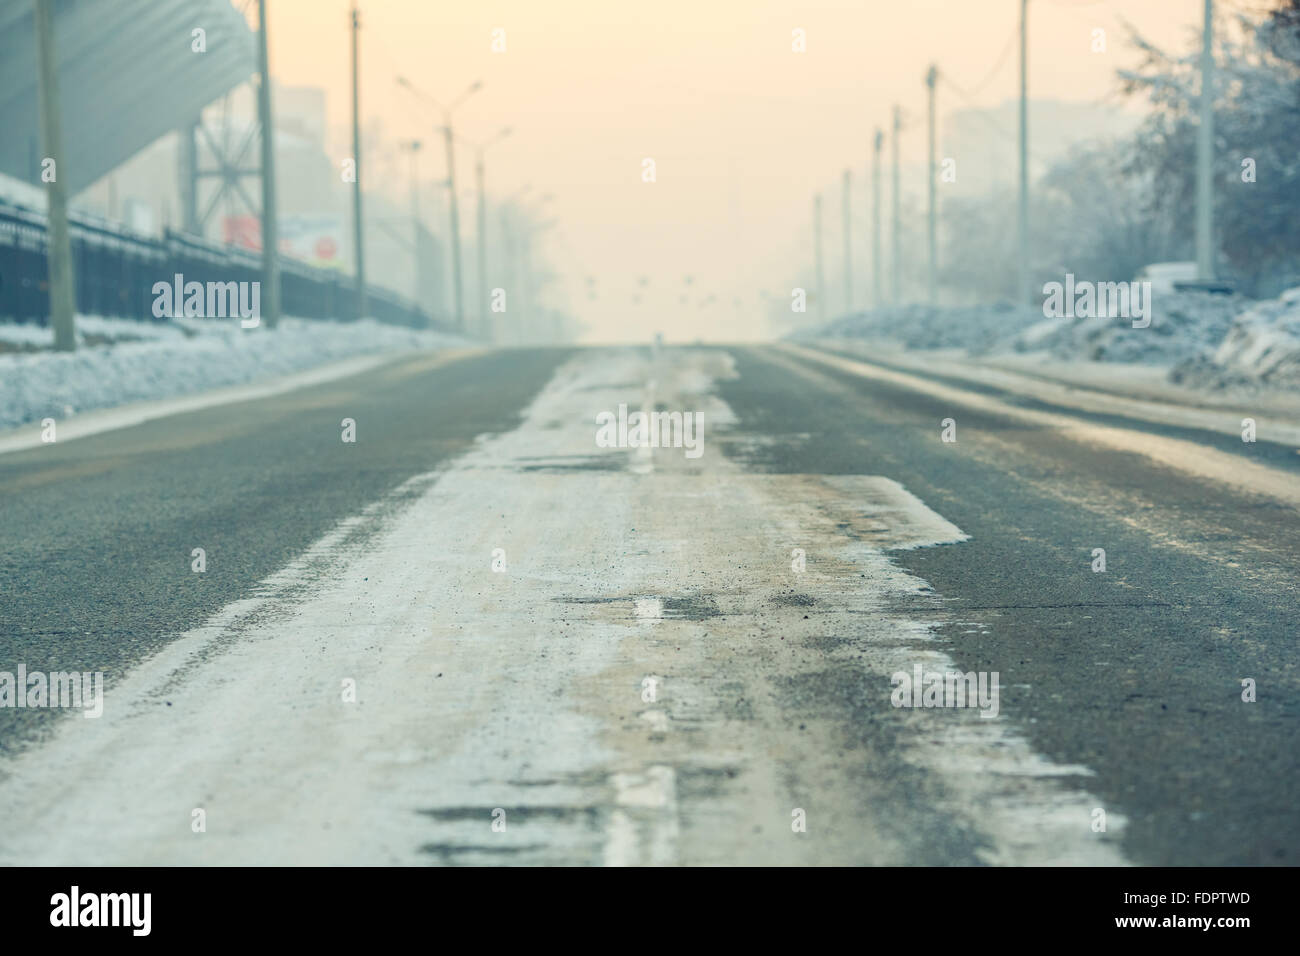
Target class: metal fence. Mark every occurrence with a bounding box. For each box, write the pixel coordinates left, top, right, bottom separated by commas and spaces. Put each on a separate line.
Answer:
0, 197, 444, 331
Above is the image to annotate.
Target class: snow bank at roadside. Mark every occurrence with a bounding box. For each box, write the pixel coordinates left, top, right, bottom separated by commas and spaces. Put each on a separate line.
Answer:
792, 301, 1042, 352
0, 316, 463, 430
1170, 288, 1300, 391
792, 288, 1300, 392
0, 315, 187, 350
797, 291, 1243, 364
1006, 291, 1245, 365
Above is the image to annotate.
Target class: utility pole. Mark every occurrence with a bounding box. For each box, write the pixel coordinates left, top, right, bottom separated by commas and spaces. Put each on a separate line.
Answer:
519, 194, 555, 337
475, 154, 487, 339
394, 76, 481, 331
891, 105, 901, 306
873, 129, 883, 309
1018, 0, 1030, 306
501, 207, 514, 342
520, 219, 533, 337
813, 193, 825, 322
349, 1, 366, 319
1196, 0, 1216, 280
257, 0, 280, 328
401, 140, 422, 302
444, 124, 464, 332
472, 128, 511, 342
842, 170, 852, 313
926, 64, 938, 308
32, 0, 76, 351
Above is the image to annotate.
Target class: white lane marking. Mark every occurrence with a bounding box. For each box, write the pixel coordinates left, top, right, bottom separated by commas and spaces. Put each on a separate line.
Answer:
758, 474, 968, 551
634, 598, 664, 622
783, 342, 1300, 510
604, 765, 678, 867
638, 710, 670, 733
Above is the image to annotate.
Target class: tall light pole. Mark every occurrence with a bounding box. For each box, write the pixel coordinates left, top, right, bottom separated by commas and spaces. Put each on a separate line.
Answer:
1018, 0, 1030, 306
443, 82, 482, 333
872, 129, 883, 309
396, 76, 482, 333
518, 192, 554, 333
926, 64, 938, 308
499, 184, 531, 342
443, 122, 462, 331
1196, 0, 1216, 280
469, 127, 512, 340
349, 2, 365, 319
500, 206, 514, 342
842, 169, 852, 313
258, 0, 280, 328
813, 193, 825, 322
891, 105, 901, 306
32, 0, 75, 350
399, 139, 422, 303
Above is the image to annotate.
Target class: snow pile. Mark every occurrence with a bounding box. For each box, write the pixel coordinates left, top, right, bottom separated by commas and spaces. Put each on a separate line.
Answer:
1005, 290, 1245, 365
1170, 288, 1300, 391
0, 316, 463, 430
0, 315, 187, 352
793, 291, 1251, 372
792, 286, 1300, 393
793, 302, 1042, 352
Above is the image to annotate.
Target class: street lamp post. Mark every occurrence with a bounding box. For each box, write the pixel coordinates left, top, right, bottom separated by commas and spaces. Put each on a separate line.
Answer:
518, 193, 554, 336
399, 139, 422, 306
397, 76, 482, 333
467, 127, 512, 340
499, 184, 532, 342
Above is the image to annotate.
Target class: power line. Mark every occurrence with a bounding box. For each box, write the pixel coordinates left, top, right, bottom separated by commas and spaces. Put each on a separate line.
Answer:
938, 74, 1018, 141
959, 24, 1020, 98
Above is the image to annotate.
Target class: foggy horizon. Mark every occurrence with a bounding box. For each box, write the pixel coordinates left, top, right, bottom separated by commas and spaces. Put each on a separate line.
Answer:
195, 1, 1226, 341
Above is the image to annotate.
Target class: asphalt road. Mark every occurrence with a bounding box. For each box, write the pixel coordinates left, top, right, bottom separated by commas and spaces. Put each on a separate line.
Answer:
0, 348, 573, 752
719, 344, 1299, 866
0, 342, 1295, 865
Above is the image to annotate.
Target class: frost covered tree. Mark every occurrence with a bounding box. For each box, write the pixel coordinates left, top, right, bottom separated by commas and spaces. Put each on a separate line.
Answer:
1120, 3, 1300, 295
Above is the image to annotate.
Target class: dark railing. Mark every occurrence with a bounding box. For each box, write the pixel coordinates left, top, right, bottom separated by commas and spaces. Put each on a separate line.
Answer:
0, 197, 447, 331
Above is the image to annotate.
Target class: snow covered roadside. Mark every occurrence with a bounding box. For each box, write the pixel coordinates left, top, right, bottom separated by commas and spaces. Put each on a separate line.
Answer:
1005, 290, 1245, 365
793, 291, 1244, 365
799, 301, 1043, 353
0, 316, 465, 432
795, 339, 1300, 448
1170, 288, 1300, 391
0, 314, 189, 351
791, 288, 1300, 396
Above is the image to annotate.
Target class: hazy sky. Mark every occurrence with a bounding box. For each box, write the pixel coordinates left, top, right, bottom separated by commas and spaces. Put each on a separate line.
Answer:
266, 0, 1219, 342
